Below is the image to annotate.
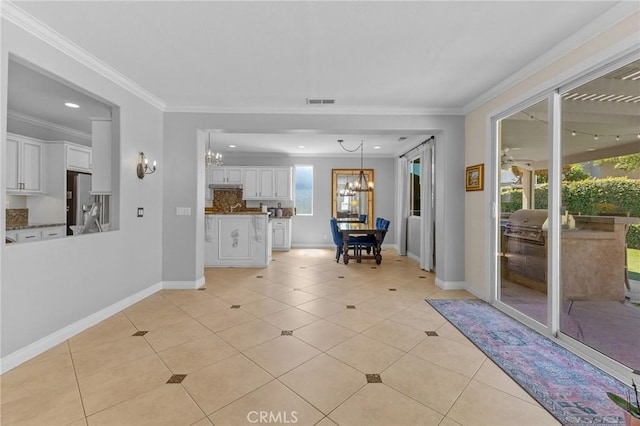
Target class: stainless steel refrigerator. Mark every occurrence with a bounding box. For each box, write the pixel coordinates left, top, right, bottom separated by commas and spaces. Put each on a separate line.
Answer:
66, 171, 94, 235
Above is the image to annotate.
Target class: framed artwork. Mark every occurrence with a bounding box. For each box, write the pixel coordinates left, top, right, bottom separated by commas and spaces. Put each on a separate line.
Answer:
465, 164, 484, 191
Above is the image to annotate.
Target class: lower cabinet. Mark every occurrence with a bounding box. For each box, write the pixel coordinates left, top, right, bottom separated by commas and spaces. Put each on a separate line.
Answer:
6, 226, 66, 244
272, 218, 291, 251
204, 214, 272, 267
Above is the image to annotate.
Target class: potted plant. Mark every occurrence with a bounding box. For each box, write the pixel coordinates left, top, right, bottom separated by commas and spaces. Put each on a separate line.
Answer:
607, 380, 640, 426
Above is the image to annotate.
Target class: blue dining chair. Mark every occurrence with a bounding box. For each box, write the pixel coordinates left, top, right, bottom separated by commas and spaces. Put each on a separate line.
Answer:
330, 217, 358, 263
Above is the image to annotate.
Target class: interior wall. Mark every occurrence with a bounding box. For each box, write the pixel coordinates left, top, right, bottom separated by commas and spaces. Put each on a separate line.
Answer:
464, 12, 640, 300
1, 20, 164, 360
162, 113, 465, 285
219, 154, 396, 247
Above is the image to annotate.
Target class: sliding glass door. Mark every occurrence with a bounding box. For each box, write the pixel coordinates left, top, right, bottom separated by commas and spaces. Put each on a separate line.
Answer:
496, 99, 550, 326
493, 57, 640, 380
559, 60, 640, 373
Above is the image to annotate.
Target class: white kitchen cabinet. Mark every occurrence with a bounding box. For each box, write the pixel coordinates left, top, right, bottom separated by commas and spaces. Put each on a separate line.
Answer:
204, 214, 272, 267
7, 226, 66, 244
208, 167, 243, 184
243, 168, 274, 199
6, 134, 43, 194
90, 119, 112, 194
274, 167, 292, 200
16, 229, 42, 243
66, 143, 92, 173
271, 218, 291, 251
243, 167, 294, 200
41, 226, 66, 240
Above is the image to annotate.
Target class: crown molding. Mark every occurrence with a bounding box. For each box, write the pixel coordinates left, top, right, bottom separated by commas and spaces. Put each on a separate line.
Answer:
463, 1, 640, 114
164, 105, 464, 116
1, 1, 167, 111
7, 110, 91, 142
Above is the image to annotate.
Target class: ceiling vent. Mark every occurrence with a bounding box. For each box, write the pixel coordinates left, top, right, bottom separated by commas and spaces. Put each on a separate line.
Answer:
306, 98, 335, 105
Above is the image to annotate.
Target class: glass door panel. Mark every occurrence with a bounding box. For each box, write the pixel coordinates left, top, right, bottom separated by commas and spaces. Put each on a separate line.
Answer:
559, 60, 640, 371
497, 99, 550, 325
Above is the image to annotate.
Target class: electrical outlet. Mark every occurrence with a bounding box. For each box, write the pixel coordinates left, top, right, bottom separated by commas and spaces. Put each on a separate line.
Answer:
137, 207, 144, 217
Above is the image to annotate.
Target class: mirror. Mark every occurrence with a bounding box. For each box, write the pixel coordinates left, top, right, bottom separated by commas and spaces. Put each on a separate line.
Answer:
331, 169, 374, 226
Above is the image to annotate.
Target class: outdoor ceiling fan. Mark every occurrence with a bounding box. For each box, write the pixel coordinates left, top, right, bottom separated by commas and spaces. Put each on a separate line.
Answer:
501, 148, 534, 170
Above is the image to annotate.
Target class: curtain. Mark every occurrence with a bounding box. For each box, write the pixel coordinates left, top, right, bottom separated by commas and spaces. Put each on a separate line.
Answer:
421, 141, 435, 271
396, 156, 409, 255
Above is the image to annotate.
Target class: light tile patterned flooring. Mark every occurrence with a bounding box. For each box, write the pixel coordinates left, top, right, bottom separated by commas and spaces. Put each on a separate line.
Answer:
0, 249, 559, 426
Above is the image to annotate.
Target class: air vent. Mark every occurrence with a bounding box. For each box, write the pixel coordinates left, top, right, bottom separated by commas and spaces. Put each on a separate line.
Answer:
306, 98, 335, 105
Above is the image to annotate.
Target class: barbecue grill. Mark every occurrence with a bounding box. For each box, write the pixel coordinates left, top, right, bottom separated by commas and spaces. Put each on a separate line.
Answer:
503, 209, 548, 245
502, 209, 550, 289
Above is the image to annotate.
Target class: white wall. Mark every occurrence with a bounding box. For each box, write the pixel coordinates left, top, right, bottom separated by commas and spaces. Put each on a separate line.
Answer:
162, 112, 465, 286
1, 20, 164, 363
219, 154, 396, 247
464, 12, 640, 300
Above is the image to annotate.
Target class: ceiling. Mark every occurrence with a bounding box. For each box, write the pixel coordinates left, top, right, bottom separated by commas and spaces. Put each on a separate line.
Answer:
5, 1, 636, 156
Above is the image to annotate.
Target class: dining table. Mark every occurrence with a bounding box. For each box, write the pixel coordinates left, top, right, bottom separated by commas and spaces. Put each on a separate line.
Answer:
337, 222, 384, 265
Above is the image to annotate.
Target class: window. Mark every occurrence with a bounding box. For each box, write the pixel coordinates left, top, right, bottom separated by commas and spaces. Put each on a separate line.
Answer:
409, 157, 421, 216
294, 165, 313, 215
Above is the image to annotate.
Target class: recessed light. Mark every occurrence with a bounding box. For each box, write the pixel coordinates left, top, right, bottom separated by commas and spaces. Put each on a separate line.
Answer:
298, 145, 305, 149
373, 146, 381, 149
65, 102, 79, 108
228, 145, 236, 148
586, 148, 596, 151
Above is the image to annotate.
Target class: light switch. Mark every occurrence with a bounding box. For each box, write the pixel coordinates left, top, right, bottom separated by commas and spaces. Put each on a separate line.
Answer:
176, 207, 191, 216
137, 207, 144, 217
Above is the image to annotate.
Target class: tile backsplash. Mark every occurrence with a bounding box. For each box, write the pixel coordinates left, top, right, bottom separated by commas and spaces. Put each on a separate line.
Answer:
6, 208, 28, 227
207, 189, 294, 216
211, 189, 250, 212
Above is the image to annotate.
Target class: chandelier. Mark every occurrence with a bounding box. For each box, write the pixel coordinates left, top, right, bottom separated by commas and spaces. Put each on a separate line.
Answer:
205, 132, 222, 167
338, 139, 374, 193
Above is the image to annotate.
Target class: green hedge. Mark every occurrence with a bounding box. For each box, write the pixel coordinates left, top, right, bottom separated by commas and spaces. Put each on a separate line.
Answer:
501, 177, 640, 249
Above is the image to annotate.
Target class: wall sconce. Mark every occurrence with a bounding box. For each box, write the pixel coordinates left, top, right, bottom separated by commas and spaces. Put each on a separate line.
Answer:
137, 152, 157, 179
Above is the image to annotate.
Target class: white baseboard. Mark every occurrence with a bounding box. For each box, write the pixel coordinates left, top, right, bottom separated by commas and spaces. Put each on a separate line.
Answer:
292, 243, 334, 249
407, 252, 420, 263
464, 282, 488, 300
162, 276, 205, 290
435, 277, 467, 291
0, 282, 162, 374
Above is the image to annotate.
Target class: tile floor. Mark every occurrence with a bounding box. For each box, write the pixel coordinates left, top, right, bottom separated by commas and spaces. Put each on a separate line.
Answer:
0, 249, 559, 426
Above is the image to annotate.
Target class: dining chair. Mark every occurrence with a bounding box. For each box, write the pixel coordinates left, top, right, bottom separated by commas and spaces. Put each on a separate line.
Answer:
330, 217, 359, 263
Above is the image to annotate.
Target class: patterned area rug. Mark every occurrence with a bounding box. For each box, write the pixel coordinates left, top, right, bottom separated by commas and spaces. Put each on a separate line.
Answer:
428, 299, 632, 425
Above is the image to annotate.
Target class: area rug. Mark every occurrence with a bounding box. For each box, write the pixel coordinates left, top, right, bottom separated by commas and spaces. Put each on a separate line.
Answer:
427, 299, 633, 425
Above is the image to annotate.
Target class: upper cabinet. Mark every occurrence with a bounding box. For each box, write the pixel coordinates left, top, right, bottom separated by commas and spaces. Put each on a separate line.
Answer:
209, 167, 243, 184
90, 119, 112, 194
243, 167, 292, 200
243, 168, 273, 199
6, 134, 43, 194
274, 167, 292, 200
66, 143, 92, 173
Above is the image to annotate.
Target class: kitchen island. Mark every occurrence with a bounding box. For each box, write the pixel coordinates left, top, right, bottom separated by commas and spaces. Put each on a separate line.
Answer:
204, 213, 272, 267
